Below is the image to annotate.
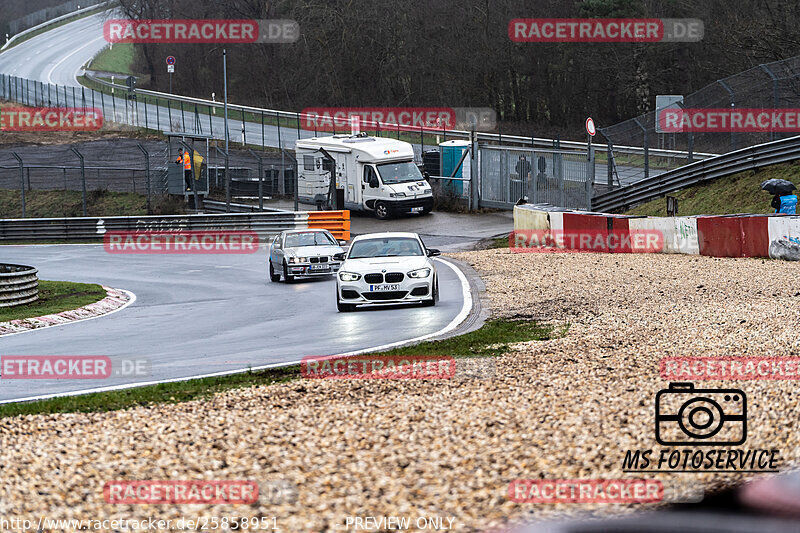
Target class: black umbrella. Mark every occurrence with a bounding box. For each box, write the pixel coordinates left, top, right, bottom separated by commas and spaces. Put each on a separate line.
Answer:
761, 178, 796, 196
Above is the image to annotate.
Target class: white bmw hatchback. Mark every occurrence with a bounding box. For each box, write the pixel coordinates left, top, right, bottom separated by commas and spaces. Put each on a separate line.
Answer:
335, 232, 440, 312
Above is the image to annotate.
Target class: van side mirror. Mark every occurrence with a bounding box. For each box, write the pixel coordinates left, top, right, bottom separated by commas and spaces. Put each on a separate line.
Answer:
369, 177, 379, 188
426, 248, 441, 257
333, 252, 347, 261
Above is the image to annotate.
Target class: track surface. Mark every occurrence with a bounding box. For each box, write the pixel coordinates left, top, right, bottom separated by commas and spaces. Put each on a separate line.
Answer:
0, 245, 468, 402
0, 11, 664, 187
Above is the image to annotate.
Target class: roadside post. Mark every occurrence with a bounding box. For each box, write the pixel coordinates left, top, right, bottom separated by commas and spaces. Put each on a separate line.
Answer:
166, 56, 175, 94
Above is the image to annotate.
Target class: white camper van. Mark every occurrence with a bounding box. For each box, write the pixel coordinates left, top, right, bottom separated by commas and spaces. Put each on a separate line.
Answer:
295, 134, 434, 219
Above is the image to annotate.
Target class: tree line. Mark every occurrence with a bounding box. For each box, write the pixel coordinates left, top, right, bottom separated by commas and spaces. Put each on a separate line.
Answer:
117, 0, 800, 139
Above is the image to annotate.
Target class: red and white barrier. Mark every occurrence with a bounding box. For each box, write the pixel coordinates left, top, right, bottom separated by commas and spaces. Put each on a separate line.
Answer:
513, 205, 799, 260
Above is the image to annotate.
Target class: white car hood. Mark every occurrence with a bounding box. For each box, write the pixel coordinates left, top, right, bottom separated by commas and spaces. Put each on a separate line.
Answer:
342, 256, 431, 273
284, 245, 343, 257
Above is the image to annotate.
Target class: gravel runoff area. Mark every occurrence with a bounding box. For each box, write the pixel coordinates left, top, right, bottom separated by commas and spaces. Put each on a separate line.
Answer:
1, 250, 800, 531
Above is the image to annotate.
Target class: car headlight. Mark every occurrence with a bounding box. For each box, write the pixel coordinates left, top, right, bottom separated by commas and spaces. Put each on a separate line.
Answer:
339, 271, 361, 281
408, 268, 431, 278
289, 257, 308, 264
389, 192, 406, 198
423, 188, 432, 195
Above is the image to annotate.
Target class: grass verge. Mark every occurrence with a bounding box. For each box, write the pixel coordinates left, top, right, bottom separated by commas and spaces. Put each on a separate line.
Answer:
88, 43, 135, 75
0, 318, 558, 418
0, 189, 185, 218
0, 280, 106, 322
624, 161, 800, 217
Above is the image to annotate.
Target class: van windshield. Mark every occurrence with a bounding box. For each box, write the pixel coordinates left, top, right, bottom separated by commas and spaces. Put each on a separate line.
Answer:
376, 161, 424, 184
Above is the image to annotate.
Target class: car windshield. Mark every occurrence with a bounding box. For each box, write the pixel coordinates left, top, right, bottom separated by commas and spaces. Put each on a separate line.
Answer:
348, 237, 423, 258
376, 161, 424, 184
284, 231, 336, 248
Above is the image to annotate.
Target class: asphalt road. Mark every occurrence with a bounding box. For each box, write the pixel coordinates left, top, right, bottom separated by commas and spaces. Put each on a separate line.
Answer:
0, 244, 469, 402
0, 11, 663, 188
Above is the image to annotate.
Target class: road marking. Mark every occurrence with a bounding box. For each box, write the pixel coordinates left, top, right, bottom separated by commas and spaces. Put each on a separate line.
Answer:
45, 35, 105, 85
0, 258, 474, 405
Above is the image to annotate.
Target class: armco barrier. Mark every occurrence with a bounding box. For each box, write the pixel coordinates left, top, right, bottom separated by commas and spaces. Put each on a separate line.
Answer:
0, 211, 351, 243
307, 210, 350, 241
513, 205, 800, 260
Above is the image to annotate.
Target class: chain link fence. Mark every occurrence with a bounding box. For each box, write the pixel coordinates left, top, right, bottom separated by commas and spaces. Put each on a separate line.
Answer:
601, 55, 800, 187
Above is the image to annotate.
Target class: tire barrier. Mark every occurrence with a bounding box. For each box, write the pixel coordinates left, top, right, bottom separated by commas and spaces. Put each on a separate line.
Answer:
0, 264, 39, 308
514, 204, 800, 260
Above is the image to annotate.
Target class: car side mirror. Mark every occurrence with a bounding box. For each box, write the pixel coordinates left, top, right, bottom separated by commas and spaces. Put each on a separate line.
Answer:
426, 248, 441, 257
337, 240, 347, 246
369, 178, 379, 188
333, 252, 347, 261
423, 171, 430, 179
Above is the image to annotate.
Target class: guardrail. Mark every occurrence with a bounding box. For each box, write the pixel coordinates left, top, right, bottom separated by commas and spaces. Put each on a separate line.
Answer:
0, 264, 39, 307
0, 211, 352, 243
0, 1, 112, 52
592, 134, 800, 213
83, 72, 716, 162
202, 200, 289, 214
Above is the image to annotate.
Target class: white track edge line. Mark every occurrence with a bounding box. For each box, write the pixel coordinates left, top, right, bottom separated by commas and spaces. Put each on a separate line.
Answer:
0, 258, 471, 404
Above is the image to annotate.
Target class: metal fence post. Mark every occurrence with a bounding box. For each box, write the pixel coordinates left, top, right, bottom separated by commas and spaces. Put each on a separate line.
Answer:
759, 64, 779, 142
11, 153, 25, 217
137, 144, 151, 214
70, 147, 87, 216
633, 118, 649, 181
717, 79, 735, 151
249, 149, 264, 210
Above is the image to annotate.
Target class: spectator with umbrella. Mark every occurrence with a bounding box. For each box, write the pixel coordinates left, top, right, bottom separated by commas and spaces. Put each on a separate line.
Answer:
761, 179, 797, 214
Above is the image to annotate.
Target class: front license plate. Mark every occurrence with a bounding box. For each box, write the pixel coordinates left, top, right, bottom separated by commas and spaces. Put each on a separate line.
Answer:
310, 264, 330, 271
411, 206, 424, 212
369, 284, 401, 291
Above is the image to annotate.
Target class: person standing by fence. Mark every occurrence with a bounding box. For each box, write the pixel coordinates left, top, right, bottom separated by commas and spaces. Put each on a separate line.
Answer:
176, 148, 192, 191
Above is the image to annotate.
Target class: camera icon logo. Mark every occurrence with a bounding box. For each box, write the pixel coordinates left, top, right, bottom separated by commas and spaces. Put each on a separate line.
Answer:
655, 382, 747, 446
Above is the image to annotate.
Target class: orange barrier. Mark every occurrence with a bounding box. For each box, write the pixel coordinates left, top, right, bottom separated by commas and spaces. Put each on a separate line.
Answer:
307, 210, 351, 241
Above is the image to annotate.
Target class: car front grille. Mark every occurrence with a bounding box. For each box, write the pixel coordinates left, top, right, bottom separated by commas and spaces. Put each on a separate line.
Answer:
310, 256, 329, 263
363, 291, 408, 301
364, 273, 384, 284
385, 272, 404, 283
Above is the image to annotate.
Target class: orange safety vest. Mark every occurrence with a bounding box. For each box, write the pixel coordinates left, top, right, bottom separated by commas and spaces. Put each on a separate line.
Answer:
176, 152, 191, 170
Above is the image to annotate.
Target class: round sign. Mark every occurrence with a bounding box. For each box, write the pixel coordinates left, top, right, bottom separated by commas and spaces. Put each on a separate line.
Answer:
166, 56, 176, 65
586, 117, 596, 136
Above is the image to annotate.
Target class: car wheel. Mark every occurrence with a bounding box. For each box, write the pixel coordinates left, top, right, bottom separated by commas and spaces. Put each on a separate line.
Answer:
422, 204, 433, 215
269, 261, 281, 282
283, 261, 294, 283
374, 201, 391, 220
422, 277, 438, 307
